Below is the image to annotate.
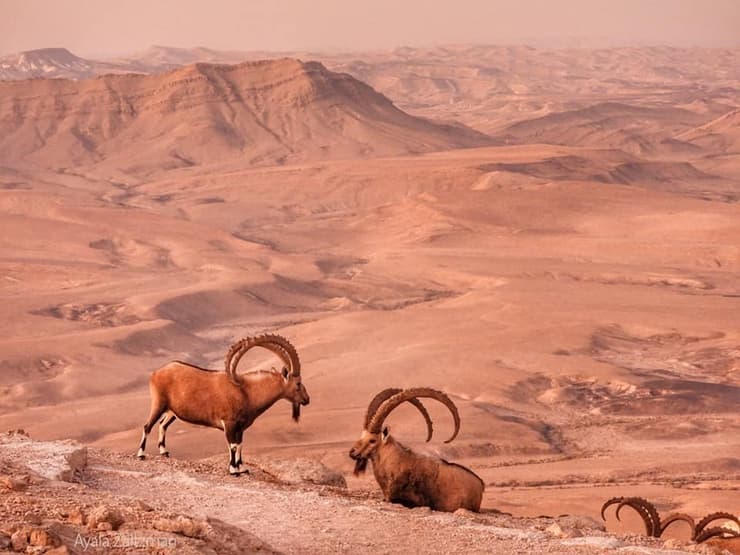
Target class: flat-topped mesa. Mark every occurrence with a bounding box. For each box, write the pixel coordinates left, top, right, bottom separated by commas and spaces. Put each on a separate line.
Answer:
0, 58, 492, 172
0, 48, 94, 80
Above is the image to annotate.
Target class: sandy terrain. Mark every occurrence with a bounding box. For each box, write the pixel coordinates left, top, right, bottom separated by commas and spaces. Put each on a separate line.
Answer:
0, 46, 738, 551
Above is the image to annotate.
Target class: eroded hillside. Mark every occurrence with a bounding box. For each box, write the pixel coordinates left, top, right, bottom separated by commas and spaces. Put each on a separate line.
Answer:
0, 58, 490, 173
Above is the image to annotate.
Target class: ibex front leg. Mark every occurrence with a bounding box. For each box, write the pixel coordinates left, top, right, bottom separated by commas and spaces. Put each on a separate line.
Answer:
224, 423, 247, 476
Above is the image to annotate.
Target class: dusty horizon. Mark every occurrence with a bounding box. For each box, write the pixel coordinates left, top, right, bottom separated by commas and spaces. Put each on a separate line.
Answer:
1, 0, 740, 57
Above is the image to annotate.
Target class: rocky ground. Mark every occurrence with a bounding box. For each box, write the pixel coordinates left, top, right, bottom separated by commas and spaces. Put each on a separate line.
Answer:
1, 432, 737, 555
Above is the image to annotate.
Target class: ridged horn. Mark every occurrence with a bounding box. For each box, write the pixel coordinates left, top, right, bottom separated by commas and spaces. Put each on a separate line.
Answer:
224, 334, 300, 385
265, 335, 301, 377
614, 497, 661, 537
364, 388, 434, 442
368, 388, 460, 443
695, 512, 739, 537
660, 513, 696, 537
695, 526, 740, 543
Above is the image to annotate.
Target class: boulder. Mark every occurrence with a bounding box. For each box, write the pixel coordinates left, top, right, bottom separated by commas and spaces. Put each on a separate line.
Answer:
66, 505, 86, 525
0, 433, 87, 482
257, 457, 347, 488
0, 475, 29, 491
29, 527, 61, 548
153, 515, 207, 538
86, 505, 124, 531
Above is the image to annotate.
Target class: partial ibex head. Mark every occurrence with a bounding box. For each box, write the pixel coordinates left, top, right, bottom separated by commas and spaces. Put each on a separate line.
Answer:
349, 387, 460, 475
225, 334, 310, 421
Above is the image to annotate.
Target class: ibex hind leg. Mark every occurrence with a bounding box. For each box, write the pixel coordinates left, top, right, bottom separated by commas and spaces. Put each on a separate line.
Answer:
157, 412, 177, 456
137, 399, 168, 459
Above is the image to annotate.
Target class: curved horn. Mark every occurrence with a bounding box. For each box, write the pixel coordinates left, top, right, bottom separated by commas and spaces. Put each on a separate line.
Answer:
368, 388, 460, 443
615, 497, 661, 537
601, 497, 623, 521
695, 526, 740, 543
695, 512, 739, 537
364, 388, 434, 442
263, 341, 292, 373
264, 334, 301, 377
224, 334, 300, 385
660, 513, 696, 537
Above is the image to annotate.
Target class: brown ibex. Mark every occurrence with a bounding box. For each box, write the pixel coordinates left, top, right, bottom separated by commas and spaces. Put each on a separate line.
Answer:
349, 387, 484, 512
137, 334, 309, 475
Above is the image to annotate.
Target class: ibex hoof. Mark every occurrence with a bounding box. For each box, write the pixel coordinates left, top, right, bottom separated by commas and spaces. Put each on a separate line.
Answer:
229, 466, 249, 476
136, 450, 146, 460
159, 451, 170, 458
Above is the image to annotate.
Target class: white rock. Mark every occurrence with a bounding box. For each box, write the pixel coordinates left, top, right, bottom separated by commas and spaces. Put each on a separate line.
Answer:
0, 434, 87, 482
254, 456, 347, 487
561, 536, 625, 548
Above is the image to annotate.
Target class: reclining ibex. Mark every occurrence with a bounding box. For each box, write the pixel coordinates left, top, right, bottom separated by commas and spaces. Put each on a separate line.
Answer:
349, 387, 484, 512
137, 334, 309, 475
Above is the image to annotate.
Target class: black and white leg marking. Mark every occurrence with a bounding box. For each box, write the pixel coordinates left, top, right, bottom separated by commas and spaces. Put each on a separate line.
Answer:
235, 443, 243, 468
157, 412, 176, 456
138, 401, 167, 460
224, 423, 247, 476
137, 429, 147, 459
228, 443, 242, 475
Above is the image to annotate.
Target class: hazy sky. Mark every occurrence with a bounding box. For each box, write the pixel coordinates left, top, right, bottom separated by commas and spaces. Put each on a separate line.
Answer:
1, 0, 739, 57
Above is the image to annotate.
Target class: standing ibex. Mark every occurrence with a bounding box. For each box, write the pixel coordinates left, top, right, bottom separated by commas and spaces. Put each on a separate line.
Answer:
137, 334, 309, 475
349, 387, 484, 512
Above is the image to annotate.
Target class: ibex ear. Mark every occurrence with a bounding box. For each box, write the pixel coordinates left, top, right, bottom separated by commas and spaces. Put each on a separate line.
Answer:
281, 367, 289, 382
382, 426, 390, 442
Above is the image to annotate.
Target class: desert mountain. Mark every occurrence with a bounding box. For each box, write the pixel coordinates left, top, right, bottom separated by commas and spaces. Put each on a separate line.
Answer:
0, 48, 114, 80
0, 46, 255, 81
3, 46, 737, 153
328, 45, 740, 133
0, 58, 492, 173
497, 102, 712, 155
121, 45, 255, 70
